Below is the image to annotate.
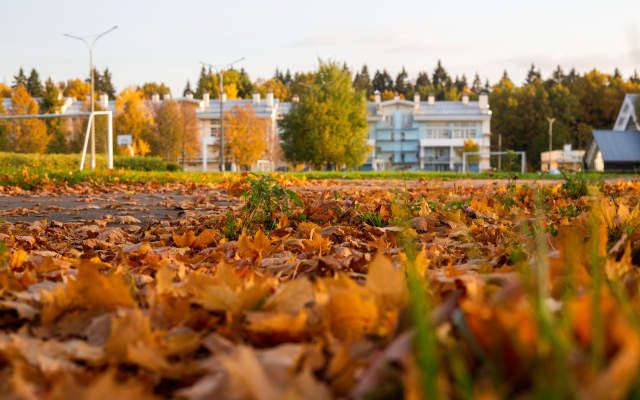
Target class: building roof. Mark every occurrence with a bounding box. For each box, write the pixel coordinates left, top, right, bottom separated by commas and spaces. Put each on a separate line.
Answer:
614, 94, 640, 131
366, 99, 490, 120
414, 101, 485, 116
592, 130, 640, 162
199, 98, 281, 118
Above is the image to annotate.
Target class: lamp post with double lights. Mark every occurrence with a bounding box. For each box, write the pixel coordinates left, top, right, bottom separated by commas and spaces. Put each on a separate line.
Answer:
64, 26, 118, 170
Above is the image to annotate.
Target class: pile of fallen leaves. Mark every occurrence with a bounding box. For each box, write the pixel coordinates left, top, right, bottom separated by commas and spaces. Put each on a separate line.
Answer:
1, 174, 640, 399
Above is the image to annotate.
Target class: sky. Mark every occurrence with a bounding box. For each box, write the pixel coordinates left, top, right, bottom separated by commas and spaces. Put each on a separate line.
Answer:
1, 0, 640, 95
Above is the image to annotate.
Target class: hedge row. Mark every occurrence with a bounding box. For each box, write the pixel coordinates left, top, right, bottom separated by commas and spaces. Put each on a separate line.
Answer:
0, 152, 182, 171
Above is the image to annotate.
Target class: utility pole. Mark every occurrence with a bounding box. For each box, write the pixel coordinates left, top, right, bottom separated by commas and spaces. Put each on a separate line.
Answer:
200, 58, 245, 172
64, 26, 117, 170
497, 133, 502, 171
546, 117, 555, 172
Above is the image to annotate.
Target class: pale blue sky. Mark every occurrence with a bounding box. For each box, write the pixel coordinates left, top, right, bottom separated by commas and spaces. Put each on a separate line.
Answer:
1, 0, 639, 95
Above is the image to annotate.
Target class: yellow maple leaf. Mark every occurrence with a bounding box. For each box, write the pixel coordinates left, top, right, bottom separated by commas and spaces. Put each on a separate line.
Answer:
173, 230, 196, 248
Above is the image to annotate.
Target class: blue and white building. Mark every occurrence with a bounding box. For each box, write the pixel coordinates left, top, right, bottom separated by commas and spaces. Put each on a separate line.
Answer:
363, 91, 492, 172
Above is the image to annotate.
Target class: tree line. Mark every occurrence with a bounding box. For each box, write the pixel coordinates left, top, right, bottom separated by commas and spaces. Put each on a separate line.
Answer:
2, 62, 640, 170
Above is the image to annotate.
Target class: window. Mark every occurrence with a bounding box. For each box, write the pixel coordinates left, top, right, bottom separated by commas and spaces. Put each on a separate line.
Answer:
384, 115, 395, 127
426, 129, 449, 138
401, 132, 405, 141
426, 122, 448, 127
453, 129, 477, 138
436, 129, 450, 139
390, 132, 395, 141
401, 115, 413, 127
436, 148, 449, 159
453, 121, 476, 127
401, 153, 405, 162
210, 120, 220, 137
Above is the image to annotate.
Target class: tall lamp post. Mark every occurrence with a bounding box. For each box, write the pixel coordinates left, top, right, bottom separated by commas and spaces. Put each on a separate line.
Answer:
199, 58, 245, 172
546, 117, 555, 172
64, 26, 118, 170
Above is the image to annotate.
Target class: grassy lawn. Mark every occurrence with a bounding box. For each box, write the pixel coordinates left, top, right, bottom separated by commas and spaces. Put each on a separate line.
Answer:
0, 166, 635, 190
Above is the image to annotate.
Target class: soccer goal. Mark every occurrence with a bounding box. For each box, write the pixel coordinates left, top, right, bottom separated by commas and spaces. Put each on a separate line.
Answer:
374, 159, 392, 172
256, 160, 272, 172
0, 111, 113, 170
462, 151, 527, 174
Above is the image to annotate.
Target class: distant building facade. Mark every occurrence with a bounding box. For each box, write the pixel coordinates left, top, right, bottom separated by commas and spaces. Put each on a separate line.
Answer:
2, 88, 494, 173
540, 144, 585, 172
363, 91, 491, 172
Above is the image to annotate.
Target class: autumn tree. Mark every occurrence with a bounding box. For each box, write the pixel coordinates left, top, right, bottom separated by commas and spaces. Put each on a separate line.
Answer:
142, 82, 171, 99
458, 139, 480, 162
40, 78, 68, 153
63, 79, 90, 100
0, 100, 8, 151
196, 68, 244, 100
0, 83, 12, 98
114, 87, 153, 155
223, 103, 267, 168
254, 78, 289, 101
280, 60, 370, 170
7, 85, 49, 153
150, 101, 200, 162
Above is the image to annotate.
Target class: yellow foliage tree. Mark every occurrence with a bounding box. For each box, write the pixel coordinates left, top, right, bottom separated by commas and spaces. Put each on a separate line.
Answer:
114, 87, 154, 154
224, 83, 239, 100
151, 101, 201, 162
8, 86, 49, 153
458, 139, 480, 163
63, 79, 91, 100
254, 78, 291, 102
379, 90, 403, 101
0, 83, 12, 98
132, 138, 151, 157
224, 103, 267, 167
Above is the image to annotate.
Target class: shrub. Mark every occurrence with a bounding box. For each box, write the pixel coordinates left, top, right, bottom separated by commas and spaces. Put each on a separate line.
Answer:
0, 152, 182, 172
113, 156, 182, 171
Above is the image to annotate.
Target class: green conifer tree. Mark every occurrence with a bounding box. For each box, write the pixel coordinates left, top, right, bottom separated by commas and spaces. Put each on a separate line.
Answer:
12, 67, 27, 90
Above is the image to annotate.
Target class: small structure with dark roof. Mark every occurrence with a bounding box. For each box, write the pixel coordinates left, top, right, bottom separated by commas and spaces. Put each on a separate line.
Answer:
584, 93, 640, 172
585, 130, 640, 171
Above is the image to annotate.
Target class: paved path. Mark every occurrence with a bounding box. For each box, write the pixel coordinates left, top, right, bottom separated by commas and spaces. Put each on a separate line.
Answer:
0, 177, 632, 225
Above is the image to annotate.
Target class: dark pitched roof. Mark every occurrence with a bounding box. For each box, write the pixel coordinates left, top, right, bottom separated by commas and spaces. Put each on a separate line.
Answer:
592, 130, 640, 162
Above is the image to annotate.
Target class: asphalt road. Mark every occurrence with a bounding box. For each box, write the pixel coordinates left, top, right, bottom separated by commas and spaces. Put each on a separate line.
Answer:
0, 177, 632, 225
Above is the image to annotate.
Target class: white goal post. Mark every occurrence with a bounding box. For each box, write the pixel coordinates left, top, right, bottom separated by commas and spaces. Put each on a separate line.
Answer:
462, 151, 527, 174
0, 111, 113, 170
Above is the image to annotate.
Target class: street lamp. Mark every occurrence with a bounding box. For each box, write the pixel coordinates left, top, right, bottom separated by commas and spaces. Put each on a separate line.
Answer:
546, 117, 555, 172
199, 57, 245, 172
64, 25, 118, 170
